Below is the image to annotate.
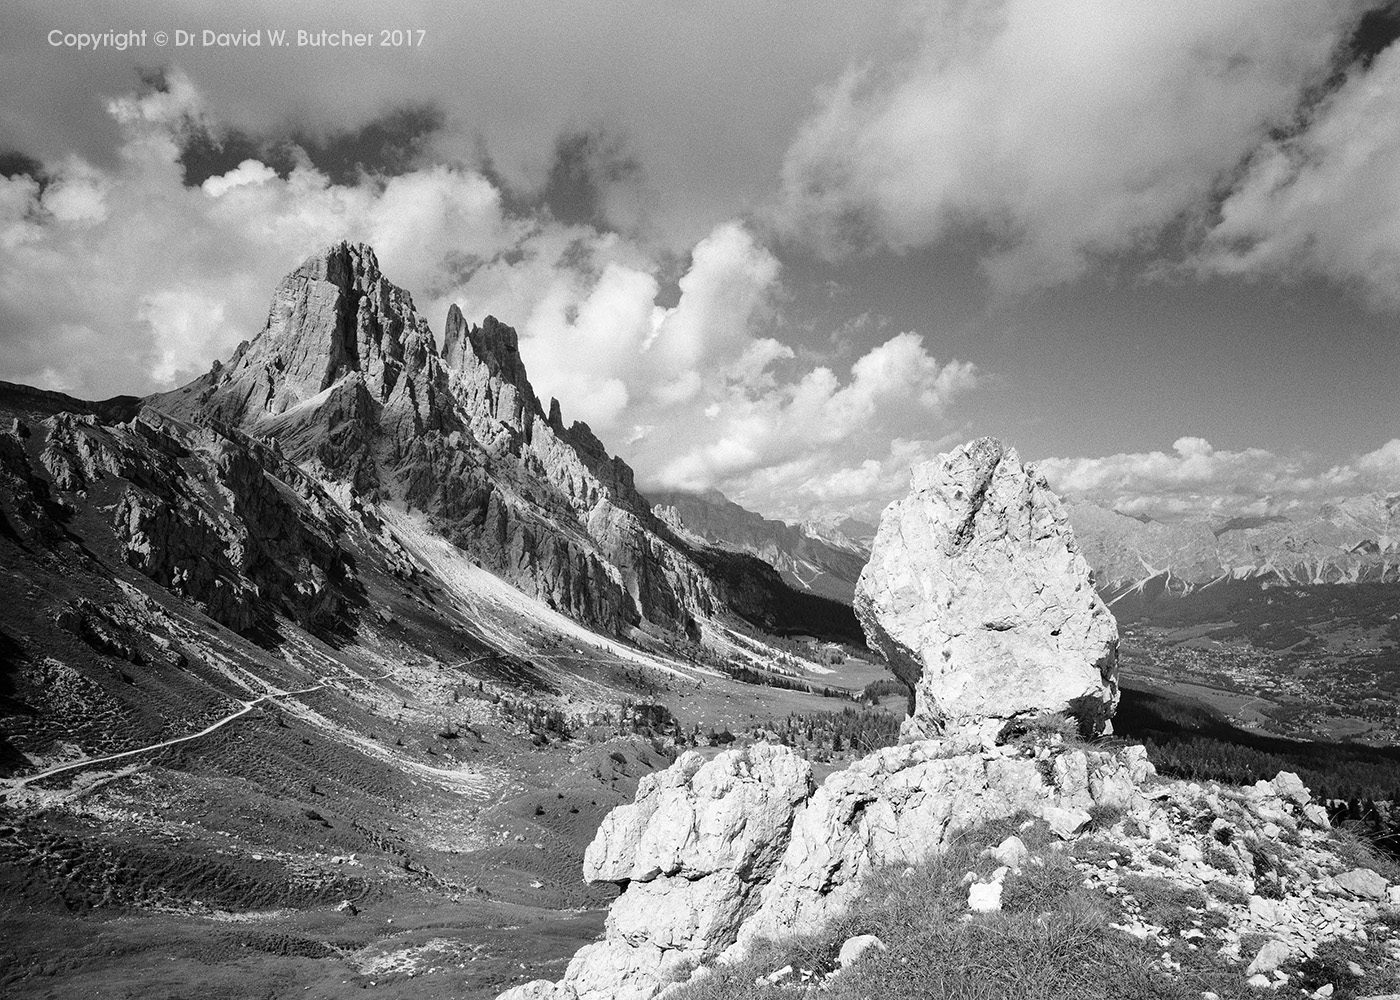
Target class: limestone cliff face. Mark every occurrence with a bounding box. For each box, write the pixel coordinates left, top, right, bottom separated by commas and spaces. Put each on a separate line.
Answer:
149, 242, 716, 637
855, 438, 1119, 741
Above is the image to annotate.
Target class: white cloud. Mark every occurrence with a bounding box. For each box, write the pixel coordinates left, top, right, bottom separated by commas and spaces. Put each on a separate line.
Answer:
505, 219, 980, 521
774, 0, 1356, 293
1356, 439, 1400, 476
1038, 436, 1400, 522
632, 326, 978, 514
737, 434, 971, 525
1197, 40, 1400, 307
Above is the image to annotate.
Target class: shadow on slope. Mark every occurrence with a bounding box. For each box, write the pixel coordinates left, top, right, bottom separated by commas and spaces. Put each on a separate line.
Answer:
1113, 579, 1400, 652
1115, 681, 1400, 802
683, 545, 863, 645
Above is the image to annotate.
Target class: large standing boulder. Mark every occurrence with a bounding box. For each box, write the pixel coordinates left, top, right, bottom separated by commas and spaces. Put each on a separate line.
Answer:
855, 438, 1119, 742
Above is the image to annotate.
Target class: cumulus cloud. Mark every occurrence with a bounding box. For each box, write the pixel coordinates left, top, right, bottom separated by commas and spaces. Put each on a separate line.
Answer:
0, 70, 981, 524
1038, 436, 1400, 522
774, 0, 1357, 293
507, 219, 979, 520
1356, 438, 1400, 477
637, 329, 976, 489
734, 434, 972, 525
1197, 37, 1400, 307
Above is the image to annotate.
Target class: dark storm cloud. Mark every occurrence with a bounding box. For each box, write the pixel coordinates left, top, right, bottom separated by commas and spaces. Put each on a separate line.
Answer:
178, 99, 446, 187
178, 125, 288, 186
1348, 0, 1400, 67
540, 128, 643, 228
0, 151, 46, 182
289, 104, 447, 185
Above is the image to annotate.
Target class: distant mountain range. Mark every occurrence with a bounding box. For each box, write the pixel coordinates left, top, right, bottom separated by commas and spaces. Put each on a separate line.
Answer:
1066, 495, 1400, 604
655, 483, 1400, 609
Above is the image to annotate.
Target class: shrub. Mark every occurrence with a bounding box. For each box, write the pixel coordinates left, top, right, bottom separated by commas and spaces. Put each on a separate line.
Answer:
1328, 825, 1400, 883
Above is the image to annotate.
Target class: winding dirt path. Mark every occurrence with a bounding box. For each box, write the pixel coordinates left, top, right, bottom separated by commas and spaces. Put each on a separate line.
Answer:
7, 681, 332, 788
4, 655, 493, 790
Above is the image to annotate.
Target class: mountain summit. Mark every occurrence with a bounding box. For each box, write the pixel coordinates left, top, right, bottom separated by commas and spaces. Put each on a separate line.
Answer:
150, 242, 852, 642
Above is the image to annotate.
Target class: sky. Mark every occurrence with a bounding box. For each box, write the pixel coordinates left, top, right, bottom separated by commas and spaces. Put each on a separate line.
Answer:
2, 0, 1399, 526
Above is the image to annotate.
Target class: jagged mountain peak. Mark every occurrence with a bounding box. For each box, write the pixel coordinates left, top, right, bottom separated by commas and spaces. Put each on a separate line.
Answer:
300, 239, 383, 287
141, 240, 859, 643
442, 305, 532, 390
171, 241, 435, 431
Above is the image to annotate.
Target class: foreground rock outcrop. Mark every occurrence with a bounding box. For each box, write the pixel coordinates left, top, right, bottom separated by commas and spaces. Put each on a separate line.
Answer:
497, 737, 1154, 1000
855, 438, 1119, 741
497, 734, 1400, 1000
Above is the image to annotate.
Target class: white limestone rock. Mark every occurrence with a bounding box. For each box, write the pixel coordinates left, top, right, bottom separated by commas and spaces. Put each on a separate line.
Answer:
1041, 805, 1093, 840
550, 745, 814, 1000
968, 868, 1008, 912
988, 835, 1029, 870
495, 983, 565, 1000
1246, 939, 1292, 975
1333, 868, 1389, 901
1270, 771, 1312, 806
584, 745, 813, 884
837, 934, 887, 968
854, 438, 1119, 742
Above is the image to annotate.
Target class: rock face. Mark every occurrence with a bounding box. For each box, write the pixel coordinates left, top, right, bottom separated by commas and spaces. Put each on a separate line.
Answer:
854, 438, 1119, 741
148, 242, 825, 642
497, 738, 1156, 1000
9, 407, 363, 639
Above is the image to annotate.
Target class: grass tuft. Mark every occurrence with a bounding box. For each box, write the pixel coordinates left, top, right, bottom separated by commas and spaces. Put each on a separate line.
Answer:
665, 819, 1263, 1000
1328, 824, 1400, 883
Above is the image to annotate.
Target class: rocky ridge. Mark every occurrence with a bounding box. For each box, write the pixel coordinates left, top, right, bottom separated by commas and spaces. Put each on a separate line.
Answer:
149, 243, 705, 637
3, 407, 366, 639
855, 437, 1119, 742
651, 489, 870, 604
